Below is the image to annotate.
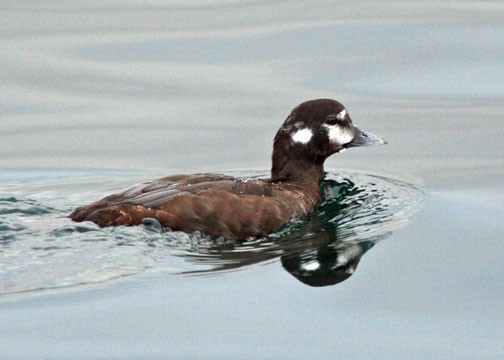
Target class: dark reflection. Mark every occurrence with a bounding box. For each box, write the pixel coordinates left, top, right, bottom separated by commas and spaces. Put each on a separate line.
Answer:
177, 173, 425, 287
280, 231, 375, 287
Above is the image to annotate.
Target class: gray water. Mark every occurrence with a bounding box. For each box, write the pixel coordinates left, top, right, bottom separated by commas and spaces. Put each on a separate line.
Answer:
1, 1, 503, 359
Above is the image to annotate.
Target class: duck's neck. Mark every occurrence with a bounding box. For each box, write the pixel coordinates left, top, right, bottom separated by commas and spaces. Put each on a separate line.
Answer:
270, 129, 327, 186
271, 156, 325, 185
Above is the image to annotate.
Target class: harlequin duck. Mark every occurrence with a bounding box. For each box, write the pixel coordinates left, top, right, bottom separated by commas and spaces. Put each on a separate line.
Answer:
70, 99, 386, 239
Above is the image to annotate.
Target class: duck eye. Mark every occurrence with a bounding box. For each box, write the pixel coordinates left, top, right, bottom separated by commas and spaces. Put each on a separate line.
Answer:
325, 115, 340, 125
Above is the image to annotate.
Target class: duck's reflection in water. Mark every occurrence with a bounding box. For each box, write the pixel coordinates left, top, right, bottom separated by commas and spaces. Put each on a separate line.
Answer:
174, 174, 425, 287
280, 231, 376, 287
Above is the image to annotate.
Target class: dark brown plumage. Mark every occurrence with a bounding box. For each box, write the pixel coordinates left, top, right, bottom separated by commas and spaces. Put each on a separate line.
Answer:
70, 99, 385, 239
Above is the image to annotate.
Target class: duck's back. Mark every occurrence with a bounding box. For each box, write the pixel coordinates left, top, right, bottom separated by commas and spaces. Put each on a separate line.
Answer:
69, 173, 318, 239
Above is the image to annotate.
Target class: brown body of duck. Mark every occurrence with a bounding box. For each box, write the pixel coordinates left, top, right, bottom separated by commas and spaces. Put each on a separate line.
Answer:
70, 99, 385, 239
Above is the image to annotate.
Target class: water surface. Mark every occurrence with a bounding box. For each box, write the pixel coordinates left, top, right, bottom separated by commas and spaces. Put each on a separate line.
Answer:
0, 1, 503, 359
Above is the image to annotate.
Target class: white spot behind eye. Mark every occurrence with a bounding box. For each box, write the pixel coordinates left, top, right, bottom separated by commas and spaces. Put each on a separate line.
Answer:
336, 109, 347, 120
291, 128, 313, 144
322, 124, 353, 144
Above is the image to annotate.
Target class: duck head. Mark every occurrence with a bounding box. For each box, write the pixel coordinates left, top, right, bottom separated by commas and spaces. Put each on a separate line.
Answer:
271, 99, 386, 183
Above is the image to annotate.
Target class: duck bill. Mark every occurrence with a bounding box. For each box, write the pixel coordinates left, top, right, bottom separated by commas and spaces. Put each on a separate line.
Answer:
347, 126, 387, 147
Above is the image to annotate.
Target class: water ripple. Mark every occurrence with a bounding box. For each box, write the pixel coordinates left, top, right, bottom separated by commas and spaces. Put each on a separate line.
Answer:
0, 169, 425, 297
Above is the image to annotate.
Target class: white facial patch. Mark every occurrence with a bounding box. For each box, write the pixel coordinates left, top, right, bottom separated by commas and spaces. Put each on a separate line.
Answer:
301, 260, 321, 272
291, 128, 313, 144
323, 124, 354, 145
336, 108, 347, 120
337, 255, 348, 266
